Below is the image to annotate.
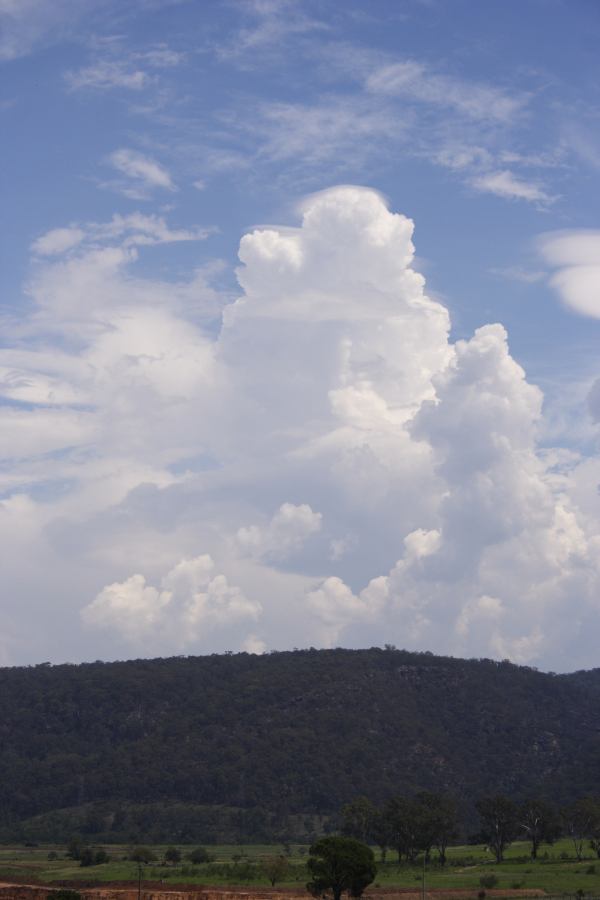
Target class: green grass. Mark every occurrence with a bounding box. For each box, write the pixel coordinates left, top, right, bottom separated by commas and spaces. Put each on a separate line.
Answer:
0, 839, 599, 894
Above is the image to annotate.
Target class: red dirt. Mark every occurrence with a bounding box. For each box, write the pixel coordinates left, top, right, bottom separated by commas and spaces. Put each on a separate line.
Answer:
0, 883, 548, 900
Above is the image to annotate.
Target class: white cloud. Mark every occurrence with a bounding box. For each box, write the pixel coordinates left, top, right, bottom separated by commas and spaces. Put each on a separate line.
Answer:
64, 42, 184, 91
252, 99, 404, 167
217, 0, 325, 63
489, 265, 545, 284
5, 186, 600, 669
32, 213, 211, 257
134, 45, 184, 69
0, 0, 100, 61
243, 633, 267, 654
471, 169, 552, 204
83, 554, 260, 650
65, 61, 148, 91
31, 226, 86, 256
366, 60, 525, 123
108, 148, 176, 193
539, 230, 600, 318
237, 503, 322, 561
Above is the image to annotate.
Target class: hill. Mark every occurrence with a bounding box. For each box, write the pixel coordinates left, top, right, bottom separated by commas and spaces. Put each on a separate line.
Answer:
1, 648, 600, 843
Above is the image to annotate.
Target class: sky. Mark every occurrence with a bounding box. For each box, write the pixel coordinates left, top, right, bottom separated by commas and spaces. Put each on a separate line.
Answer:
1, 0, 600, 671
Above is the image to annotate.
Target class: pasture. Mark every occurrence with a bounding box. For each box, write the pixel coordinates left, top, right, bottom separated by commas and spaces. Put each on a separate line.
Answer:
0, 838, 599, 895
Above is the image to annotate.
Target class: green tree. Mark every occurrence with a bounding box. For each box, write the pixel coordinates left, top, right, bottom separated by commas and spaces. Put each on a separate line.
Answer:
518, 798, 561, 860
416, 792, 458, 866
78, 847, 95, 867
562, 798, 600, 861
476, 796, 518, 863
130, 846, 157, 863
307, 836, 376, 900
164, 846, 181, 865
340, 797, 377, 843
383, 796, 421, 863
588, 799, 600, 859
66, 837, 85, 861
188, 846, 211, 864
262, 854, 290, 886
371, 808, 394, 862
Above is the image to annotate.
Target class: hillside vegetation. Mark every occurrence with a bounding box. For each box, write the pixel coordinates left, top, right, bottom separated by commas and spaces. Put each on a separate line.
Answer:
1, 648, 600, 842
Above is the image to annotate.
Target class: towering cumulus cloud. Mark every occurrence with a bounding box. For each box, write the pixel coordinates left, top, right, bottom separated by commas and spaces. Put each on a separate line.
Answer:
2, 188, 600, 667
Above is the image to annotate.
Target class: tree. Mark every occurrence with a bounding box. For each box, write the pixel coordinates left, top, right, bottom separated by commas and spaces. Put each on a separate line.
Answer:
79, 847, 96, 867
307, 836, 376, 900
371, 809, 394, 862
562, 798, 600, 861
262, 854, 290, 886
188, 846, 211, 864
518, 798, 561, 860
340, 797, 377, 844
164, 846, 181, 865
383, 796, 426, 863
130, 846, 157, 863
66, 837, 85, 861
476, 796, 518, 863
416, 793, 458, 866
588, 799, 600, 859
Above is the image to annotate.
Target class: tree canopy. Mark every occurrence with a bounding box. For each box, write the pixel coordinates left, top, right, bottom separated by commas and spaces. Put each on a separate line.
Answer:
307, 836, 376, 900
2, 648, 600, 842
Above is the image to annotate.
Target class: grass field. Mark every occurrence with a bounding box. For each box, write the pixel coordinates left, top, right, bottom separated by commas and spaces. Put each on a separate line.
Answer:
0, 838, 599, 895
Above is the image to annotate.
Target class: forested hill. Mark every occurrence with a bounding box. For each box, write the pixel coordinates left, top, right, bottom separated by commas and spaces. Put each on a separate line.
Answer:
2, 647, 600, 843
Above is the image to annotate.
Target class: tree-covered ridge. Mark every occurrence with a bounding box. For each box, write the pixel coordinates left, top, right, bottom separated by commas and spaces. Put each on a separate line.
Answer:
1, 648, 600, 842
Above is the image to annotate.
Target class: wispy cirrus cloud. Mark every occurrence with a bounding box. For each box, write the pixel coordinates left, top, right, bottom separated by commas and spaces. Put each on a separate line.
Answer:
366, 59, 527, 124
65, 59, 148, 91
471, 169, 554, 204
217, 0, 327, 64
31, 211, 211, 257
105, 148, 176, 198
65, 42, 184, 91
0, 0, 101, 61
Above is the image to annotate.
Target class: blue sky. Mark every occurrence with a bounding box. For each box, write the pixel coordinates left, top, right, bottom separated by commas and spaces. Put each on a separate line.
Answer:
1, 0, 600, 670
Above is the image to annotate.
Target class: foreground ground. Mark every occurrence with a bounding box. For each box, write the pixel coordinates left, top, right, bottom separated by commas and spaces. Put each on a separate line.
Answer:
0, 839, 598, 896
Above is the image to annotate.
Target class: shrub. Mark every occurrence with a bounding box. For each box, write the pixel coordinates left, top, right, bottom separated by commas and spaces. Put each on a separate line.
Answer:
587, 865, 596, 875
79, 847, 96, 867
188, 846, 211, 864
130, 846, 157, 863
164, 846, 181, 865
479, 874, 498, 889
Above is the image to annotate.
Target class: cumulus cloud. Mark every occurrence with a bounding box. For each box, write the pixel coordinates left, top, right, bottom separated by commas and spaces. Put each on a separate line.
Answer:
4, 186, 600, 669
83, 555, 260, 650
237, 503, 322, 561
539, 230, 600, 318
